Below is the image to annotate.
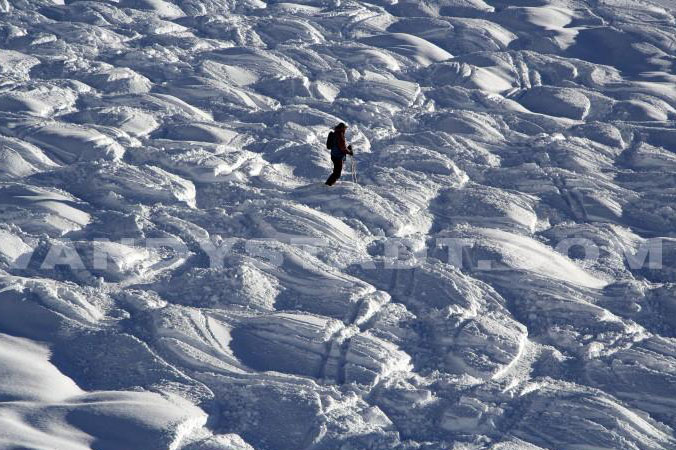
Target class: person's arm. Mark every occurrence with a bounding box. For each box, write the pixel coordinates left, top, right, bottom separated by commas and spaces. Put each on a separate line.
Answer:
338, 135, 351, 155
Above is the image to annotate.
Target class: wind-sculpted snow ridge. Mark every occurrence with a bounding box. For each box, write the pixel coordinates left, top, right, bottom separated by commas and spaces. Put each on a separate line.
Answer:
1, 0, 676, 448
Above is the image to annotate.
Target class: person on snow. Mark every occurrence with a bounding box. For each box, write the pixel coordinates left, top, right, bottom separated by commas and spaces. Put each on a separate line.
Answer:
325, 122, 353, 186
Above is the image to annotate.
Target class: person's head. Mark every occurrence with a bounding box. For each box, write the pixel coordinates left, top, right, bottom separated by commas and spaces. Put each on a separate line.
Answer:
335, 122, 347, 134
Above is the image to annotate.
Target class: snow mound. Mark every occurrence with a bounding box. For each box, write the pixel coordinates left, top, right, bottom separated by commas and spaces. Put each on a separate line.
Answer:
42, 161, 196, 209
431, 184, 537, 232
67, 107, 160, 137
231, 312, 412, 385
0, 185, 90, 236
9, 122, 125, 164
511, 380, 676, 449
359, 33, 453, 66
517, 86, 591, 120
0, 49, 40, 81
0, 136, 58, 179
465, 227, 609, 289
118, 0, 185, 19
0, 332, 206, 449
0, 333, 82, 402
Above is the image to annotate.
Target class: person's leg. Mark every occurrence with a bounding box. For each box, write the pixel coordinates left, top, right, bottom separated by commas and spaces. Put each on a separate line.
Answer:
335, 157, 343, 180
325, 157, 343, 185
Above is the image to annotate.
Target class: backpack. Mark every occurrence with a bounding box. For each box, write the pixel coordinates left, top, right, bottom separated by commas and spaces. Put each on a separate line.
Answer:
326, 131, 335, 149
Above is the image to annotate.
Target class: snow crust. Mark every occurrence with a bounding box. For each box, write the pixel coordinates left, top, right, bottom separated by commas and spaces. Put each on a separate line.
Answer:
1, 0, 676, 448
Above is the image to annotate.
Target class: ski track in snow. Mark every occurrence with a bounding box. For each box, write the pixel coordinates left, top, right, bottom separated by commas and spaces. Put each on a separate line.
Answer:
1, 0, 676, 448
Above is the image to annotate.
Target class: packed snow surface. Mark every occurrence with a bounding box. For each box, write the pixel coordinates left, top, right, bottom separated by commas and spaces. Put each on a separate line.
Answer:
1, 0, 676, 448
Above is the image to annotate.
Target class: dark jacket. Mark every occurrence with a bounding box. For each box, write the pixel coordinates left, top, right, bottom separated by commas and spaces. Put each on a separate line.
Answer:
330, 130, 350, 160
